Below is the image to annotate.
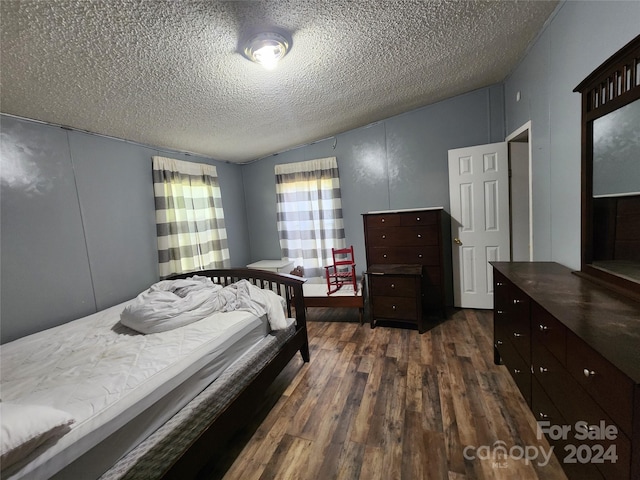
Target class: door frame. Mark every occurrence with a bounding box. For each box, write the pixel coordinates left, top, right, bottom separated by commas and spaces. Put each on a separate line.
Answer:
506, 121, 533, 261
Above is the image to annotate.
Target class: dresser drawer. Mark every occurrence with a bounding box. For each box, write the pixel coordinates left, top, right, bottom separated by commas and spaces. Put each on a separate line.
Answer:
494, 271, 509, 307
532, 302, 566, 364
368, 246, 441, 265
534, 343, 631, 480
494, 295, 530, 361
365, 214, 401, 228
531, 373, 565, 426
535, 342, 612, 426
509, 288, 531, 361
496, 336, 531, 404
509, 323, 530, 363
494, 307, 529, 360
366, 225, 439, 247
509, 287, 530, 318
370, 276, 417, 297
531, 377, 606, 480
493, 307, 510, 349
372, 296, 418, 321
566, 332, 634, 438
398, 211, 438, 226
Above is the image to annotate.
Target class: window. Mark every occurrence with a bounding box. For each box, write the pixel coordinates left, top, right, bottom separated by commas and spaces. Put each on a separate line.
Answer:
152, 156, 230, 278
275, 157, 346, 277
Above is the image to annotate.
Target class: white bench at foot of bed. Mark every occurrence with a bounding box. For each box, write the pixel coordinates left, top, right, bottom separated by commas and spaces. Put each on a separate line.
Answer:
302, 277, 364, 323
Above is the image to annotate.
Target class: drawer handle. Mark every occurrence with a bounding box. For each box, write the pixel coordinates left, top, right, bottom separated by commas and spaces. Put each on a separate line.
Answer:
496, 282, 504, 286
538, 412, 549, 420
539, 366, 548, 373
496, 310, 503, 314
583, 369, 596, 378
418, 254, 423, 258
391, 283, 395, 289
513, 368, 522, 374
539, 324, 549, 332
416, 217, 421, 221
513, 299, 522, 304
392, 305, 397, 311
495, 340, 503, 346
382, 234, 386, 239
417, 234, 422, 238
513, 332, 523, 338
383, 254, 388, 258
381, 218, 385, 223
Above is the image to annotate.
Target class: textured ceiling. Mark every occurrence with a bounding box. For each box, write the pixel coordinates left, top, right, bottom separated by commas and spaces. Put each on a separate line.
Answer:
0, 0, 559, 163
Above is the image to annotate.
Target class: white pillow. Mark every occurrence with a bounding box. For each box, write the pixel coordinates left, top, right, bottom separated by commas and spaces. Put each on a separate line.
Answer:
0, 403, 75, 470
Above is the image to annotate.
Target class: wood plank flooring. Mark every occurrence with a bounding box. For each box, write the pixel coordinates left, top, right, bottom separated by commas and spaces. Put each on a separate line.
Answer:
202, 308, 568, 480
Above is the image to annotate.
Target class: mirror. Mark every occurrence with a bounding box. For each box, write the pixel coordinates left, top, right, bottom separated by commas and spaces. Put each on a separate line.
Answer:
591, 98, 640, 283
592, 99, 640, 198
574, 34, 640, 299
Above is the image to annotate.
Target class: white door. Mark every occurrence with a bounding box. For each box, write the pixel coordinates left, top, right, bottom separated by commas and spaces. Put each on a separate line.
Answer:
448, 142, 510, 308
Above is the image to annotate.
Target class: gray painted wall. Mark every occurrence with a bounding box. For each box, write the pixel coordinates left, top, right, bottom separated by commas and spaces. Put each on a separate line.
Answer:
242, 84, 506, 305
0, 115, 249, 343
504, 0, 640, 269
1, 117, 98, 343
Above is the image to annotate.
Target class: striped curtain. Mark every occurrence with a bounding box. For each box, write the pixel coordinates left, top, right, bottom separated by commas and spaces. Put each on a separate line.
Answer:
275, 157, 346, 277
152, 156, 230, 279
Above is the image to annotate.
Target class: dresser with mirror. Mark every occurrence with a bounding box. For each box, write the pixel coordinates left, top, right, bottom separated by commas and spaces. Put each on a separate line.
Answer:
493, 35, 640, 480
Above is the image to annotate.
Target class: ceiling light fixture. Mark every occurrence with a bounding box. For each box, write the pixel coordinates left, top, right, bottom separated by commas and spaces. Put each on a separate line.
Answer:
243, 31, 291, 70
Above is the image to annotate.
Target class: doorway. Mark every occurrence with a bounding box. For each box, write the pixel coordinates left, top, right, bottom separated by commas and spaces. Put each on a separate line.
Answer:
506, 121, 532, 261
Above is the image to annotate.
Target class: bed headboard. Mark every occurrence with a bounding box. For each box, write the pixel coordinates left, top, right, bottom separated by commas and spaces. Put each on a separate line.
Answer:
168, 268, 307, 328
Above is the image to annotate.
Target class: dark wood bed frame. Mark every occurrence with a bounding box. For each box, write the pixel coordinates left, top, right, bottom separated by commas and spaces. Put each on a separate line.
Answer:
161, 268, 309, 479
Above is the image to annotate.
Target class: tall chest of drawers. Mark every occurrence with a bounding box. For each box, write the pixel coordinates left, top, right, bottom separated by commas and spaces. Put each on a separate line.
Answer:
492, 262, 640, 480
363, 207, 446, 331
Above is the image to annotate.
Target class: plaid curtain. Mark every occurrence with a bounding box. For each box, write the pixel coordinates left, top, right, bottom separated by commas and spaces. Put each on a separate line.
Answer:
152, 156, 230, 278
275, 157, 346, 277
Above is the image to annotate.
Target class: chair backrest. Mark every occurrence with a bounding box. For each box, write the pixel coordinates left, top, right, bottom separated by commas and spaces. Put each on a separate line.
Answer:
332, 246, 355, 266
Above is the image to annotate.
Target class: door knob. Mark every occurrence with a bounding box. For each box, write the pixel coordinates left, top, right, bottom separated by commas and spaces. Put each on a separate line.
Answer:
454, 238, 462, 245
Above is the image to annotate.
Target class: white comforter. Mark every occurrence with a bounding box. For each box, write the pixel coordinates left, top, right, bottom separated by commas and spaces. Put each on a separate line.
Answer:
120, 277, 288, 333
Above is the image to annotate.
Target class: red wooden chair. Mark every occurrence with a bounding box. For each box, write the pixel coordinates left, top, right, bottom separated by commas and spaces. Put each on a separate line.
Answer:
324, 246, 357, 295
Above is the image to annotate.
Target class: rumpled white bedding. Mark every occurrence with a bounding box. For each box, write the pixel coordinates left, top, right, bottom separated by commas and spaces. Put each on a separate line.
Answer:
1, 303, 268, 480
121, 277, 288, 333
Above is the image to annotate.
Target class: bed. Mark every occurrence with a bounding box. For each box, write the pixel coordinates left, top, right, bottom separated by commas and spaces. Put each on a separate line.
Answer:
0, 268, 308, 480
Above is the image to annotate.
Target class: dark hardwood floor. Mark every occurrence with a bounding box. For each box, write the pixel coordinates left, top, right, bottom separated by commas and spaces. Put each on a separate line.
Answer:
202, 307, 568, 480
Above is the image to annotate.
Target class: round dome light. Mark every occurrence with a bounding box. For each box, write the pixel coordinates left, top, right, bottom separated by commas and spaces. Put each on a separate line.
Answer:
243, 32, 290, 70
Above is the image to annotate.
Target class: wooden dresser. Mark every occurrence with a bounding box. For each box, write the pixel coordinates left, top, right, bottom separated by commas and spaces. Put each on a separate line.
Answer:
365, 264, 423, 331
363, 207, 446, 331
491, 262, 640, 480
